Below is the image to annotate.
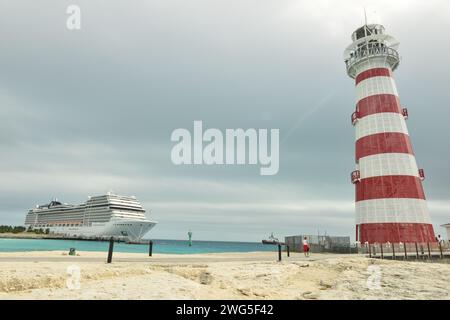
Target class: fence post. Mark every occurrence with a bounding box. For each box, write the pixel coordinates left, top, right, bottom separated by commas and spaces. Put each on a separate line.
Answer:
107, 236, 114, 263
392, 244, 395, 260
286, 245, 290, 257
439, 242, 443, 259
368, 244, 372, 258
380, 243, 384, 259
415, 242, 419, 259
427, 242, 431, 259
278, 244, 282, 262
149, 240, 153, 257
404, 243, 407, 260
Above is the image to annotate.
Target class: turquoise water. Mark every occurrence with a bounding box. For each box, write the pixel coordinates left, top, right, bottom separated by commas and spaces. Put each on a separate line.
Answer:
0, 238, 277, 254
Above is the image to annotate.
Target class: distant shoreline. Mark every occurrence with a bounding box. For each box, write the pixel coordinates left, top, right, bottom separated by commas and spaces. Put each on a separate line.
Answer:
0, 233, 126, 242
0, 233, 62, 240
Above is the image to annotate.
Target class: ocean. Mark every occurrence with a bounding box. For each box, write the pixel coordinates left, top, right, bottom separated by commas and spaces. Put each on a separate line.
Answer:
0, 238, 277, 254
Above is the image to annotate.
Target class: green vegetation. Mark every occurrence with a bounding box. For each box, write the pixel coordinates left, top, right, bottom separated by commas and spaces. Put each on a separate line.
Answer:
0, 225, 41, 234
32, 228, 45, 234
0, 225, 27, 233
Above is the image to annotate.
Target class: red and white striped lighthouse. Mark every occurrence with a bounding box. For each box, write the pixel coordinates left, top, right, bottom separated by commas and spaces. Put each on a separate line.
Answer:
344, 24, 435, 244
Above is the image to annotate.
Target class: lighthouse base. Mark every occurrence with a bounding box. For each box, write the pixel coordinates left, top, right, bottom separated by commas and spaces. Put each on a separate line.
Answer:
356, 223, 435, 244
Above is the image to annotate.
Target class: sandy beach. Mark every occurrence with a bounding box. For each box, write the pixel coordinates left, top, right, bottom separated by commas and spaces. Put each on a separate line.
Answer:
0, 251, 449, 300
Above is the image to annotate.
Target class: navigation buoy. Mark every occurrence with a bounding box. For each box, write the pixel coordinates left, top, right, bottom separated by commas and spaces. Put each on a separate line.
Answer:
188, 230, 193, 246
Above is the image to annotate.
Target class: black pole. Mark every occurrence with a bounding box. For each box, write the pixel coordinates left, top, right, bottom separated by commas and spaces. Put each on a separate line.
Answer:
149, 240, 153, 257
415, 242, 419, 259
107, 236, 114, 263
380, 243, 384, 259
287, 245, 290, 257
278, 244, 282, 261
404, 243, 407, 260
392, 244, 395, 260
427, 242, 431, 259
439, 241, 443, 259
368, 244, 372, 258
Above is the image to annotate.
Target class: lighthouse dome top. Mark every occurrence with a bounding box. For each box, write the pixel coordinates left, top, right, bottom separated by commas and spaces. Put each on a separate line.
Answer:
351, 24, 385, 41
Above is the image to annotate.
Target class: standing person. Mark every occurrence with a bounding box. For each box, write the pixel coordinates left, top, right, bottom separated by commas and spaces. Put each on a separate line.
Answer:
303, 236, 310, 257
437, 234, 444, 244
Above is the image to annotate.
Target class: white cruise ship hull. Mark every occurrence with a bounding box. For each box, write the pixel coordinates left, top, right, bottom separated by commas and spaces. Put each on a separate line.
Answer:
45, 219, 157, 242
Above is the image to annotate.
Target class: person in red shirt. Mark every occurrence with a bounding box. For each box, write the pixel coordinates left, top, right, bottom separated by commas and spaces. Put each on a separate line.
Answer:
303, 236, 310, 257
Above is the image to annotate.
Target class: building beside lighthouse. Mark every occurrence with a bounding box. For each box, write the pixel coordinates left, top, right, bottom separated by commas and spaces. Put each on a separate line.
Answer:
344, 24, 435, 244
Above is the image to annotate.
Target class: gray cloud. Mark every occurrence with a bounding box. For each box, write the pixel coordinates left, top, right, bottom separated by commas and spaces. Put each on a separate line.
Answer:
0, 0, 449, 241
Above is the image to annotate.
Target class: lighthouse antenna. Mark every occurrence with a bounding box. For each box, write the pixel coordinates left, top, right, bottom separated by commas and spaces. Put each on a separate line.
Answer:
363, 8, 369, 55
364, 7, 368, 26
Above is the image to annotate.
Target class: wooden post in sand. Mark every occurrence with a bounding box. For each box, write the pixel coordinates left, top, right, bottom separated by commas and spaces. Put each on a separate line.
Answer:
278, 244, 282, 261
439, 242, 443, 259
286, 245, 290, 257
107, 237, 114, 263
392, 244, 395, 260
427, 242, 431, 259
149, 240, 153, 257
380, 243, 384, 259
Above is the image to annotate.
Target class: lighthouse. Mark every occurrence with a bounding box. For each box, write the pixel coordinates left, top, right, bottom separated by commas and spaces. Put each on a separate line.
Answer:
344, 23, 435, 244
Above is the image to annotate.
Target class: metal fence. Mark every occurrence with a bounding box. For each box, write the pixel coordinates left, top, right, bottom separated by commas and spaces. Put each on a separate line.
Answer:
358, 241, 450, 260
285, 235, 355, 253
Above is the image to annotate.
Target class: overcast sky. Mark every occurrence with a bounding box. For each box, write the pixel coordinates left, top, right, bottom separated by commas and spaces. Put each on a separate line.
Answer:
0, 0, 449, 241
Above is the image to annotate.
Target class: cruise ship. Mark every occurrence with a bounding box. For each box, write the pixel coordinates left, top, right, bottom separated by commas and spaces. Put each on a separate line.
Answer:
24, 193, 157, 242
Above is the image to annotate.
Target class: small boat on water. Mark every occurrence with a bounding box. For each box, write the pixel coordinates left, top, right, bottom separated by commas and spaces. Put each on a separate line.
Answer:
262, 233, 282, 245
126, 241, 150, 245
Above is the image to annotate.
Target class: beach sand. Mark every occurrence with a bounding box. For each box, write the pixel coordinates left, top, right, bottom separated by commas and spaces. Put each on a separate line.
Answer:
0, 251, 449, 300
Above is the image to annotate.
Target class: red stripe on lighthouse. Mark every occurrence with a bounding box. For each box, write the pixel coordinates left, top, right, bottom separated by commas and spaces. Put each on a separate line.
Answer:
356, 176, 426, 201
356, 94, 402, 118
357, 223, 435, 243
355, 68, 392, 85
356, 132, 414, 161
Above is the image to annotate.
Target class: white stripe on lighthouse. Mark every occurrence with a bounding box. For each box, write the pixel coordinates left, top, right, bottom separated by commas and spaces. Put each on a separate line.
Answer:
355, 198, 431, 224
359, 153, 419, 179
355, 59, 392, 75
355, 112, 409, 140
356, 76, 399, 102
